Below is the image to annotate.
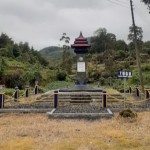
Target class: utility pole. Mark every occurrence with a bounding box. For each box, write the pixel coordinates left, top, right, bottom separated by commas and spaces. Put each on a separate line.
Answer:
130, 0, 144, 93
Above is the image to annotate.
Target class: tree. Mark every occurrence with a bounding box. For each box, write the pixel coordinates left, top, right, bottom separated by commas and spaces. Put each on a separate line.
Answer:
128, 25, 143, 42
13, 44, 20, 57
141, 0, 150, 13
0, 33, 13, 48
128, 25, 144, 54
90, 28, 116, 53
142, 41, 150, 54
22, 42, 30, 52
60, 33, 73, 74
115, 40, 128, 51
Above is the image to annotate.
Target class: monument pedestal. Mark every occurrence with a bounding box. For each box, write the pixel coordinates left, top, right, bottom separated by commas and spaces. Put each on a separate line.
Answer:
59, 85, 103, 92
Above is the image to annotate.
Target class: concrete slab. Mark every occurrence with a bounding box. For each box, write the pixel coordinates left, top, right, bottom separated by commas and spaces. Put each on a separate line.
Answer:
47, 108, 113, 119
0, 109, 52, 113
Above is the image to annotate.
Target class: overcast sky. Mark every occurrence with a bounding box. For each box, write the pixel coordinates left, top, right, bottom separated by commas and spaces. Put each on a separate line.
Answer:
0, 0, 149, 50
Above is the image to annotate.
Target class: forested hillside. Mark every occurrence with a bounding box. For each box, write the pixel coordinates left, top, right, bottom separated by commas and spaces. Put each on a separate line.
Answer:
1, 26, 150, 91
0, 33, 51, 89
40, 46, 75, 65
40, 27, 150, 90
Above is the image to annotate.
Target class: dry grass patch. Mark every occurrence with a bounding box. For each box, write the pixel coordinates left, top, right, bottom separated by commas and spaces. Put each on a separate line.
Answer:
0, 112, 150, 150
104, 88, 120, 94
0, 137, 36, 150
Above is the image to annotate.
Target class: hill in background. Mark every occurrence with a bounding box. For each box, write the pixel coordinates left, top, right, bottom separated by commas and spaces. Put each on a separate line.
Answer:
39, 46, 75, 65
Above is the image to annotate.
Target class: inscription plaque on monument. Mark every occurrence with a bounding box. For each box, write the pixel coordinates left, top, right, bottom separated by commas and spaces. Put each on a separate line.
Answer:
77, 62, 85, 72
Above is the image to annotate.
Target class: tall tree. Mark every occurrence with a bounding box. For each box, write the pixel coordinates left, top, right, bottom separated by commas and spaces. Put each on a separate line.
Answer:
141, 0, 150, 13
90, 28, 116, 53
60, 33, 73, 74
115, 40, 128, 51
0, 33, 13, 48
128, 26, 143, 42
13, 44, 20, 57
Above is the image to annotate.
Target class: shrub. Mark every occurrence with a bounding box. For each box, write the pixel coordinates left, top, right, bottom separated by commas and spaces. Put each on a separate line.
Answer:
119, 109, 137, 118
56, 71, 67, 81
100, 77, 105, 86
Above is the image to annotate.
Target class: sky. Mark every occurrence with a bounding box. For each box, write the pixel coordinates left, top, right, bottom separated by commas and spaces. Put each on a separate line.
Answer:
0, 0, 150, 50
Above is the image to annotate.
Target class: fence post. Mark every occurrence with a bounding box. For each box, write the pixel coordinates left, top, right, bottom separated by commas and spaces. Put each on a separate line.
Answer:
14, 86, 19, 101
25, 86, 29, 97
135, 87, 139, 97
129, 87, 132, 94
102, 90, 107, 109
54, 90, 58, 108
34, 84, 38, 95
0, 93, 4, 109
145, 89, 149, 99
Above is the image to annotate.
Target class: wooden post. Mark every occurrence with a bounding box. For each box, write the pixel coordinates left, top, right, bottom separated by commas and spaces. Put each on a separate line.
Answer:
102, 91, 107, 109
54, 90, 58, 108
0, 93, 4, 109
145, 89, 149, 99
35, 85, 38, 95
14, 86, 19, 101
129, 87, 132, 94
135, 87, 139, 97
25, 86, 29, 97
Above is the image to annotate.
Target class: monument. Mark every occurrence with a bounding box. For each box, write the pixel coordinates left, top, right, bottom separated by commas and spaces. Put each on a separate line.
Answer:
71, 32, 90, 85
60, 32, 102, 92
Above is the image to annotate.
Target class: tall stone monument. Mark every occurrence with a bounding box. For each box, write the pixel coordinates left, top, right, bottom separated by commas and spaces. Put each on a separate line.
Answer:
71, 32, 90, 85
60, 32, 102, 92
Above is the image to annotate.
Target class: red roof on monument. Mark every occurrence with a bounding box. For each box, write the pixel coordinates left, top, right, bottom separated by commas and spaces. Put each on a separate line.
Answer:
71, 32, 90, 48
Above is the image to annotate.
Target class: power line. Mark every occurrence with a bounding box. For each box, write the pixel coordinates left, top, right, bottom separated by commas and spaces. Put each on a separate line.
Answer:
106, 0, 130, 9
115, 0, 129, 5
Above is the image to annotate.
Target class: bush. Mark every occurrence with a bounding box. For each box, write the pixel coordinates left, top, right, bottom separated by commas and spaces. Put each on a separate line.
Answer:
142, 64, 150, 72
119, 109, 137, 118
99, 77, 105, 86
56, 71, 67, 81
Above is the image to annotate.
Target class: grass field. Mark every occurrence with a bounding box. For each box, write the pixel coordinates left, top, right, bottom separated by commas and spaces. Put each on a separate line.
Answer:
0, 112, 150, 150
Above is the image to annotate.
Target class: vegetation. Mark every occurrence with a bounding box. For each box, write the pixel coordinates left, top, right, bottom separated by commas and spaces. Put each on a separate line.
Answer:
0, 33, 49, 89
1, 25, 150, 93
119, 109, 137, 118
141, 0, 150, 13
39, 47, 75, 66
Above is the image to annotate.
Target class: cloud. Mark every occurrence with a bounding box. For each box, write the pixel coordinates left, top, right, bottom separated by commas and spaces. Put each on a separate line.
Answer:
45, 0, 107, 9
0, 0, 149, 50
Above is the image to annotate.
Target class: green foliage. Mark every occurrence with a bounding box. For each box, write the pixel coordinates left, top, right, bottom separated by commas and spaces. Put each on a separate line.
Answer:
112, 79, 124, 91
142, 64, 150, 72
56, 71, 67, 81
13, 44, 20, 58
46, 81, 74, 90
114, 50, 126, 60
90, 28, 116, 53
3, 88, 14, 97
115, 40, 128, 51
0, 33, 50, 88
130, 72, 139, 85
128, 25, 143, 42
0, 33, 13, 48
40, 46, 75, 65
88, 68, 101, 82
99, 77, 105, 86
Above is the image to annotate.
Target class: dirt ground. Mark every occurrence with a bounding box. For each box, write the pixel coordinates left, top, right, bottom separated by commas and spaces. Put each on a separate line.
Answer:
0, 112, 150, 150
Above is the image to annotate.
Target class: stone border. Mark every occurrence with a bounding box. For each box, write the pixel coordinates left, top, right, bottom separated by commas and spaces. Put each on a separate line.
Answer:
47, 108, 113, 119
0, 109, 52, 113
